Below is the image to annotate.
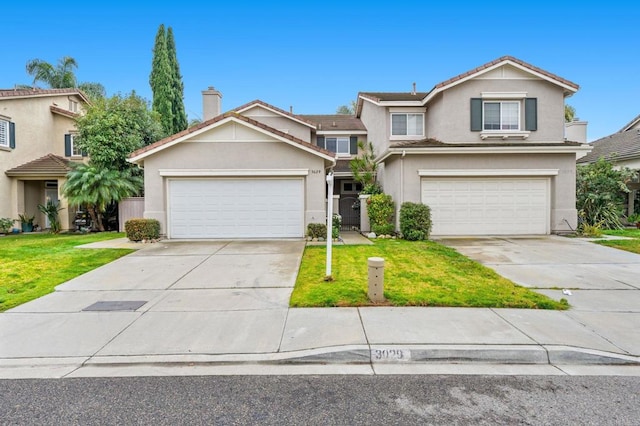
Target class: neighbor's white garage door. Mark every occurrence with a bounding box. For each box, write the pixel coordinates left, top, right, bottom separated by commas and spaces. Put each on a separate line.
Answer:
169, 179, 304, 238
421, 178, 549, 236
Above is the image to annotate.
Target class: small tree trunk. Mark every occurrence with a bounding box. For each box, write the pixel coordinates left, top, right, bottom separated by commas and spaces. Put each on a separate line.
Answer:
88, 207, 104, 232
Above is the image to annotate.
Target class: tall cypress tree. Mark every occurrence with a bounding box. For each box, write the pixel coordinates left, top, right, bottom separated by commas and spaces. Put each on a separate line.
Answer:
166, 27, 188, 133
149, 24, 174, 136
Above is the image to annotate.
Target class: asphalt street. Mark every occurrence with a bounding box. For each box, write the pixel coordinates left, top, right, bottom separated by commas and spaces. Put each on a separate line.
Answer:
3, 375, 640, 425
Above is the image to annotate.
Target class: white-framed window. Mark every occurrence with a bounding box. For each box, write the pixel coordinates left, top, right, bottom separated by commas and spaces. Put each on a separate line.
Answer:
0, 119, 8, 147
326, 137, 351, 156
483, 101, 520, 130
69, 100, 78, 113
391, 113, 424, 136
70, 134, 82, 156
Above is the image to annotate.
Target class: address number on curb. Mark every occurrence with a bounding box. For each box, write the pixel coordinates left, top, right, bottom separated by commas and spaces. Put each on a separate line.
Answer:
371, 348, 411, 362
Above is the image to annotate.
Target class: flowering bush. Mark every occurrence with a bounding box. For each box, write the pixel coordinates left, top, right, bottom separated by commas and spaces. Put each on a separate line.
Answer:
125, 218, 160, 241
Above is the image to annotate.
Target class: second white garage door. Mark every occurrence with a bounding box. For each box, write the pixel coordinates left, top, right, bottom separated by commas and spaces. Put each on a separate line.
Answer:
169, 179, 304, 238
421, 177, 549, 236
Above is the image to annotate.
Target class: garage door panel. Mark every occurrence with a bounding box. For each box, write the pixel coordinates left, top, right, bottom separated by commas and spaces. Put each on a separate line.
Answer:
421, 177, 549, 236
169, 179, 303, 238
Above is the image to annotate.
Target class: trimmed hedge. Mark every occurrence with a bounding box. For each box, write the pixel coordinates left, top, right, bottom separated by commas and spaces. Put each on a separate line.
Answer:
307, 223, 327, 239
399, 202, 432, 241
125, 218, 160, 241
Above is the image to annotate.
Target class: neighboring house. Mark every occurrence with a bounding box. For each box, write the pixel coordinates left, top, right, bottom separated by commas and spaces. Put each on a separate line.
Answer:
577, 114, 640, 214
1, 88, 89, 231
129, 56, 591, 239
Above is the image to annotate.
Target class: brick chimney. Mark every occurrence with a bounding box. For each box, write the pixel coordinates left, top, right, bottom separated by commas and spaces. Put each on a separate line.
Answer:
202, 86, 222, 120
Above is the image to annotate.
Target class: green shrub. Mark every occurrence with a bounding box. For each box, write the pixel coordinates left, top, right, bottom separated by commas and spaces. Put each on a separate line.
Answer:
125, 218, 160, 241
332, 214, 341, 239
399, 202, 432, 241
0, 218, 15, 233
368, 193, 395, 235
372, 223, 395, 235
307, 223, 327, 239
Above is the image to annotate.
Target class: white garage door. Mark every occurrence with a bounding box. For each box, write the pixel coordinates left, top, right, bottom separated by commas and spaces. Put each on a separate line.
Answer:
169, 179, 304, 238
421, 178, 549, 236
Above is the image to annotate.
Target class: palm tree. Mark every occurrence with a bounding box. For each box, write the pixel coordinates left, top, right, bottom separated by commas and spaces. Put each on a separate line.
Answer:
62, 164, 142, 231
26, 56, 78, 88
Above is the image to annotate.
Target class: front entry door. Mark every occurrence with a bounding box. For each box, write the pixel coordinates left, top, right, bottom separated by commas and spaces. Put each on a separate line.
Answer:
44, 182, 59, 229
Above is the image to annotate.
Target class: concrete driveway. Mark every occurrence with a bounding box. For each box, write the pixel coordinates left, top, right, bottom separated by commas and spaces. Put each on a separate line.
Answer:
3, 240, 305, 358
437, 235, 640, 355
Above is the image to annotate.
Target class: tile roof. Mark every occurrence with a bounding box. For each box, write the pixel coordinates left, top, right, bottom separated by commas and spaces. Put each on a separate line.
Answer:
298, 114, 367, 131
5, 154, 76, 176
50, 105, 80, 118
128, 111, 335, 161
333, 159, 352, 174
0, 88, 90, 103
577, 129, 640, 164
232, 99, 317, 127
358, 92, 429, 102
433, 56, 579, 91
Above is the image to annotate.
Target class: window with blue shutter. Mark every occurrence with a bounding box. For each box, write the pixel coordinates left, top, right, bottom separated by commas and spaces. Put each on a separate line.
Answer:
350, 136, 358, 154
317, 136, 325, 149
64, 134, 71, 156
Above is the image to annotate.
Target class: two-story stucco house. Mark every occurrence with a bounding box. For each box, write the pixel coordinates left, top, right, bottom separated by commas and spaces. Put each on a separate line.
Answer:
128, 56, 591, 239
1, 88, 89, 231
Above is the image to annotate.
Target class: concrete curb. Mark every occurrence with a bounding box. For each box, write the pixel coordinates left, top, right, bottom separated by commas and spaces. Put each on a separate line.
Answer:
4, 344, 636, 371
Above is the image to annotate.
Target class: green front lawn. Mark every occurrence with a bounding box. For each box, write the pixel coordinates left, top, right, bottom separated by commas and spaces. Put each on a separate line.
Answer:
0, 232, 133, 312
291, 239, 567, 309
598, 229, 640, 254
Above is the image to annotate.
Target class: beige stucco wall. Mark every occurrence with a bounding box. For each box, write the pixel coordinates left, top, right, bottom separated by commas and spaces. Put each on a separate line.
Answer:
0, 94, 82, 227
240, 105, 312, 142
382, 152, 578, 234
359, 101, 388, 153
141, 121, 329, 235
426, 78, 566, 143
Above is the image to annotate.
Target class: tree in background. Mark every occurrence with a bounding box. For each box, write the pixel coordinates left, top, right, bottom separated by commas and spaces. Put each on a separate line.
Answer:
74, 92, 164, 171
24, 56, 105, 100
576, 158, 637, 230
166, 27, 188, 132
150, 24, 187, 135
565, 104, 576, 122
336, 100, 357, 115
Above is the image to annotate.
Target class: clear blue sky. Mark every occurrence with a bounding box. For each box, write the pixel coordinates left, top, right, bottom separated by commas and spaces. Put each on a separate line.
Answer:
2, 1, 638, 142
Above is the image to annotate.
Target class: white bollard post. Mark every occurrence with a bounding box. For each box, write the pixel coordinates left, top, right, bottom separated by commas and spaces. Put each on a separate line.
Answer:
368, 257, 385, 302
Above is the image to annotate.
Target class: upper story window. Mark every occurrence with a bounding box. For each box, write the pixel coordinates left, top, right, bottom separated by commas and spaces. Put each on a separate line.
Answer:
483, 101, 520, 130
326, 137, 350, 156
0, 119, 8, 147
391, 113, 423, 136
70, 134, 82, 156
316, 135, 358, 157
69, 100, 79, 113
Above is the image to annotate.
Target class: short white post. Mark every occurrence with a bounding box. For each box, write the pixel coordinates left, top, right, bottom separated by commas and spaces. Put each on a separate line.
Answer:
368, 257, 385, 302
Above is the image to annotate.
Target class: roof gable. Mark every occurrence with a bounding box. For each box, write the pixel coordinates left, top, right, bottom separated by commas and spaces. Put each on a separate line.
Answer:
128, 112, 335, 164
428, 56, 579, 101
233, 100, 317, 129
619, 114, 640, 133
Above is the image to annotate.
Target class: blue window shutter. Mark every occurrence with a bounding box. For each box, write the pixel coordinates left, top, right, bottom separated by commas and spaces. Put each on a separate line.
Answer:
317, 136, 325, 149
9, 122, 15, 149
525, 98, 537, 131
470, 98, 482, 131
350, 136, 358, 154
64, 134, 71, 156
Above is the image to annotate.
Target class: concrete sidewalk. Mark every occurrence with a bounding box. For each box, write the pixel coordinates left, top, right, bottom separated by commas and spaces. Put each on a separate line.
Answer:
1, 236, 639, 379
